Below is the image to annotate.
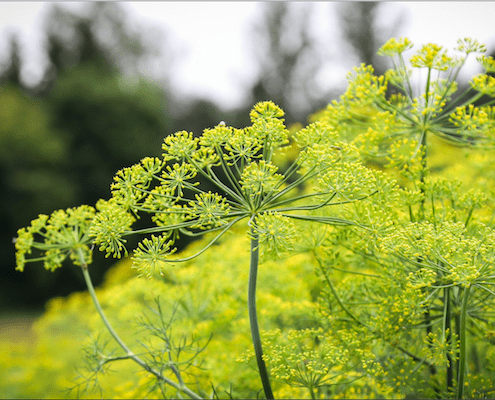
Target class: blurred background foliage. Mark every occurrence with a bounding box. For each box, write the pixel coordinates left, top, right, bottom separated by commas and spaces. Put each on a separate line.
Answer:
1, 2, 171, 308
0, 2, 404, 311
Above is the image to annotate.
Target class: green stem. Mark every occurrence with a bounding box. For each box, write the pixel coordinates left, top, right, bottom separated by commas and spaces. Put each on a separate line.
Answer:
444, 287, 454, 393
248, 228, 274, 399
77, 250, 202, 399
309, 385, 316, 400
457, 285, 471, 400
424, 307, 440, 398
418, 127, 428, 221
424, 68, 432, 119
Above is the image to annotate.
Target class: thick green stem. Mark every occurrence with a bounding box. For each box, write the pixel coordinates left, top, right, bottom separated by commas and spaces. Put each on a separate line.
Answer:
249, 230, 274, 399
309, 385, 316, 400
78, 250, 202, 400
457, 285, 471, 400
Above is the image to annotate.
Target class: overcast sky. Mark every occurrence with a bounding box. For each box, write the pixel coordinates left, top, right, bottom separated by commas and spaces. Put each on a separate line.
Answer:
1, 2, 495, 109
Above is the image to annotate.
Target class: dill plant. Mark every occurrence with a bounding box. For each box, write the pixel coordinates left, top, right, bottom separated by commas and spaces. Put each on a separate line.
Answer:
13, 37, 495, 400
14, 101, 385, 398
312, 37, 495, 399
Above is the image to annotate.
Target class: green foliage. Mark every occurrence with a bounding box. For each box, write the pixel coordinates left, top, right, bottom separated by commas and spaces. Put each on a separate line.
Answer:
48, 64, 168, 201
8, 37, 495, 399
0, 85, 75, 210
3, 231, 321, 399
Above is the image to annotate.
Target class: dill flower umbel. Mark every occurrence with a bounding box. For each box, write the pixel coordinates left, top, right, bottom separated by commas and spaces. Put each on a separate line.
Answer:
316, 37, 495, 176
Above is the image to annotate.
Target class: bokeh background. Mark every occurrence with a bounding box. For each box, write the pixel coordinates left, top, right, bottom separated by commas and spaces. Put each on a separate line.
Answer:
0, 1, 494, 329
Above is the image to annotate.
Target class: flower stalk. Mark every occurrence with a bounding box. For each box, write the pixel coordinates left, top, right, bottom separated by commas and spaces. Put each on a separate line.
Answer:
77, 248, 202, 400
457, 285, 471, 400
248, 228, 274, 399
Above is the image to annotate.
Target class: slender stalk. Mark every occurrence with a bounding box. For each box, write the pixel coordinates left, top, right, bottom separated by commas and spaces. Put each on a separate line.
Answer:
248, 228, 274, 399
77, 249, 202, 399
424, 67, 433, 120
457, 285, 471, 400
416, 125, 441, 396
444, 287, 454, 393
424, 308, 439, 398
454, 301, 461, 382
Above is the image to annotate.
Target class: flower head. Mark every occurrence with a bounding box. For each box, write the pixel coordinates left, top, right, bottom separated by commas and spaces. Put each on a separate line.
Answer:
90, 200, 135, 258
111, 164, 151, 211
162, 131, 198, 162
249, 100, 285, 121
160, 163, 198, 198
251, 212, 297, 256
378, 37, 413, 57
410, 43, 452, 71
131, 234, 176, 278
200, 125, 233, 148
455, 37, 486, 54
224, 128, 262, 162
240, 160, 283, 197
187, 192, 231, 229
477, 55, 495, 73
15, 206, 96, 272
470, 74, 495, 96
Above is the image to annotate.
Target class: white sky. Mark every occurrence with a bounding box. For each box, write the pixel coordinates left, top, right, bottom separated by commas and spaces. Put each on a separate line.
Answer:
1, 2, 495, 109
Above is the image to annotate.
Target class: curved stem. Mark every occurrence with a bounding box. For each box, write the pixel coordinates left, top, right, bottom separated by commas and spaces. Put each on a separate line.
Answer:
77, 250, 202, 399
166, 216, 247, 263
248, 228, 274, 399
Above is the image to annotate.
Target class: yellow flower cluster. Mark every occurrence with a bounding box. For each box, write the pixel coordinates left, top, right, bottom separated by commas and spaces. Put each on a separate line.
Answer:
15, 205, 96, 272
477, 55, 495, 73
470, 74, 495, 96
377, 37, 413, 57
410, 43, 453, 71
